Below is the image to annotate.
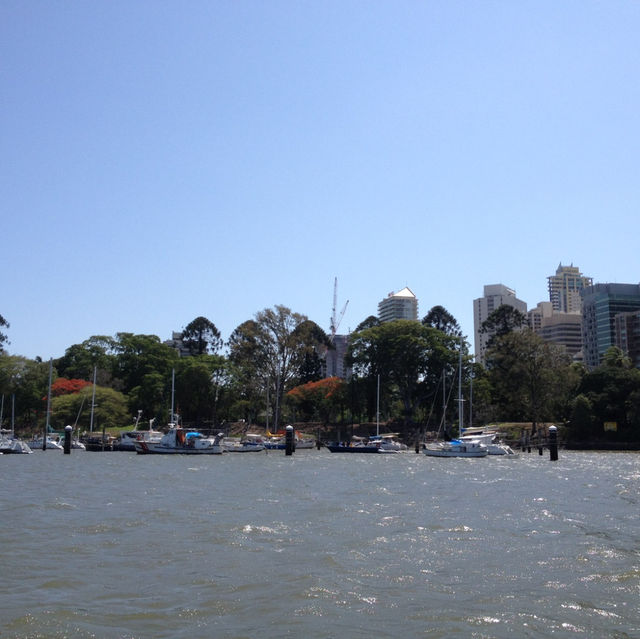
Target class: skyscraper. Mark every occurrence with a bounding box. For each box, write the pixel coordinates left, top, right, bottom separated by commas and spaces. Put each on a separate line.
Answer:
581, 283, 640, 368
548, 264, 592, 313
378, 287, 418, 323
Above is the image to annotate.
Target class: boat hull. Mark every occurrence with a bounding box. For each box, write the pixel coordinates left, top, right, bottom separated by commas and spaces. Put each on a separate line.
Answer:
423, 448, 488, 458
326, 445, 381, 453
135, 441, 222, 455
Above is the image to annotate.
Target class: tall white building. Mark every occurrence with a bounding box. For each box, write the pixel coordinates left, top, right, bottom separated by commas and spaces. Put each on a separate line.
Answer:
378, 287, 418, 323
473, 284, 527, 363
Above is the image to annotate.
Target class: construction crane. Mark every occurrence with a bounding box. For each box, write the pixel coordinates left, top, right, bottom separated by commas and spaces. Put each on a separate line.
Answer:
329, 277, 349, 343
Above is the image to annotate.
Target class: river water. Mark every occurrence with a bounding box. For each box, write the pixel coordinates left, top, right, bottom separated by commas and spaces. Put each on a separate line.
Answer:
1, 448, 638, 638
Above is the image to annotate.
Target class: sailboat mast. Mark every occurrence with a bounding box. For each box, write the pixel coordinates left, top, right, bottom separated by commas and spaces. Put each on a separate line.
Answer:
89, 366, 97, 433
376, 374, 380, 436
171, 368, 175, 425
458, 346, 463, 435
44, 358, 53, 451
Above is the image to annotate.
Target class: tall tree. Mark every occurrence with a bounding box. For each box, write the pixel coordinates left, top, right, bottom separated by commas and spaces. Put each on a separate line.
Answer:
0, 314, 9, 352
56, 336, 117, 384
181, 316, 223, 355
347, 319, 458, 426
422, 305, 462, 337
481, 304, 528, 339
485, 329, 571, 436
113, 333, 179, 420
228, 306, 324, 430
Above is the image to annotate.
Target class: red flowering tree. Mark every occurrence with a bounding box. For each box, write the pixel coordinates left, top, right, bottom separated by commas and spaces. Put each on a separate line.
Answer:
287, 377, 345, 423
50, 378, 92, 397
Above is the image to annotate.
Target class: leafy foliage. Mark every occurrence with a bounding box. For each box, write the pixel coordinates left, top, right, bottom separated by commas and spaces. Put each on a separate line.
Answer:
422, 305, 462, 337
347, 320, 459, 426
182, 316, 223, 355
228, 307, 326, 429
485, 329, 572, 432
0, 314, 9, 351
287, 377, 345, 423
50, 378, 92, 397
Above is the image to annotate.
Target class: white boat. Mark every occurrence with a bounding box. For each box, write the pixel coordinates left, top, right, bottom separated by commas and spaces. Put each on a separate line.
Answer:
459, 428, 518, 456
369, 434, 407, 452
423, 438, 488, 457
423, 341, 487, 458
115, 427, 163, 451
223, 434, 266, 452
135, 426, 224, 455
69, 438, 86, 450
0, 395, 32, 454
0, 432, 33, 454
264, 430, 315, 450
27, 436, 64, 451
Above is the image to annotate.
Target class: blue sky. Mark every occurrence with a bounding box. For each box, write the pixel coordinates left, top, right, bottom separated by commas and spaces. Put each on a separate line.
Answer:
3, 1, 640, 361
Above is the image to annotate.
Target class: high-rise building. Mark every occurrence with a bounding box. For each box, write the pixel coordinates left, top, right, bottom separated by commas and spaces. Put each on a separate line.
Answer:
378, 287, 418, 323
614, 311, 640, 368
528, 301, 583, 359
548, 264, 592, 313
473, 284, 527, 364
324, 334, 351, 379
581, 283, 640, 369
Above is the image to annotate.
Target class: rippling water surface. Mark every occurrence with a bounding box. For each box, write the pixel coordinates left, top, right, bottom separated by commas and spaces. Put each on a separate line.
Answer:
1, 448, 639, 638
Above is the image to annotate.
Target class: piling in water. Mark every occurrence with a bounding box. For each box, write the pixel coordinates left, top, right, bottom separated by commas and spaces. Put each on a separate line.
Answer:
63, 425, 72, 454
285, 425, 294, 456
549, 425, 558, 461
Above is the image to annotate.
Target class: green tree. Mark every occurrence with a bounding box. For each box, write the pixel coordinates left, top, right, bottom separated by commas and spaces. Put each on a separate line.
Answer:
181, 316, 223, 355
0, 355, 53, 431
51, 384, 129, 432
0, 314, 9, 352
228, 306, 325, 430
480, 304, 528, 353
354, 315, 380, 332
422, 305, 462, 337
347, 320, 458, 426
113, 333, 178, 392
485, 329, 572, 436
174, 355, 227, 425
112, 333, 179, 420
56, 336, 117, 385
575, 349, 640, 442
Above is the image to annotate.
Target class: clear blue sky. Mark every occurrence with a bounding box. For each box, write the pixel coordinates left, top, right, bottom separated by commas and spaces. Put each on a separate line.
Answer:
3, 1, 640, 361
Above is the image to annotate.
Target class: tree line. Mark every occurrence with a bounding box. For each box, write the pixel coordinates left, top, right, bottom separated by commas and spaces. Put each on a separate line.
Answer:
1, 306, 639, 445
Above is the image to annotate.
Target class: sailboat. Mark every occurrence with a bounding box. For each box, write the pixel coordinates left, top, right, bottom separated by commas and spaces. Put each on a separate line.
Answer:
0, 394, 33, 454
327, 375, 399, 453
423, 344, 488, 458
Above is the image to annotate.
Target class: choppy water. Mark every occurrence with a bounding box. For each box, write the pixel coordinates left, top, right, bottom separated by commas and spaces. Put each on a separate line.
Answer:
1, 448, 639, 638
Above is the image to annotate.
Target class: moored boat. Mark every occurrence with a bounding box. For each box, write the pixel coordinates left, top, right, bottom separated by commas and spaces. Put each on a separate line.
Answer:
459, 428, 518, 456
114, 428, 163, 451
135, 426, 224, 455
326, 436, 394, 453
223, 433, 265, 452
0, 432, 33, 454
27, 435, 64, 451
422, 439, 488, 458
